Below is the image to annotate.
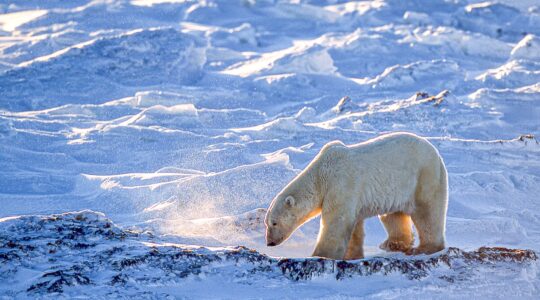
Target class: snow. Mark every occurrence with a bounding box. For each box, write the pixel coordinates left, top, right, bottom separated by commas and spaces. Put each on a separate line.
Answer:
0, 9, 47, 32
0, 0, 539, 298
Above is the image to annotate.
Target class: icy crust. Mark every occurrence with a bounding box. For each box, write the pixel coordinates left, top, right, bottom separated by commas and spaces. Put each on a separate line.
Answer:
0, 211, 537, 297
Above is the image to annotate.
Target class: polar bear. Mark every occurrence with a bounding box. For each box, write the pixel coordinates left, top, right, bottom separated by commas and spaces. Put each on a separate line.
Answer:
265, 132, 448, 260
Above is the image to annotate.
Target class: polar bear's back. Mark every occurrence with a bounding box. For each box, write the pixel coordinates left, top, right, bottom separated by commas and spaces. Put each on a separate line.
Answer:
352, 131, 433, 149
326, 132, 445, 216
347, 132, 440, 164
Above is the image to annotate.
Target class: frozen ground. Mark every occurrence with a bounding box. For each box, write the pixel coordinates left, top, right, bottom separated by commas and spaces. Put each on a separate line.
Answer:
0, 0, 539, 298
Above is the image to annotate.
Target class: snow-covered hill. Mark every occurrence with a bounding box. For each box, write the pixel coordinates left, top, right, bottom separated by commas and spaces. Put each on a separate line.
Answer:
1, 0, 539, 298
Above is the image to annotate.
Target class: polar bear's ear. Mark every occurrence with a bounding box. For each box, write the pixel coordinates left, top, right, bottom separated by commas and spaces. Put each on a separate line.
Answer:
285, 195, 296, 207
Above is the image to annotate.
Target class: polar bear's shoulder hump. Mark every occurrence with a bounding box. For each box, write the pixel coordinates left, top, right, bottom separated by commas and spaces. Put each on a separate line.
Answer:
320, 140, 347, 154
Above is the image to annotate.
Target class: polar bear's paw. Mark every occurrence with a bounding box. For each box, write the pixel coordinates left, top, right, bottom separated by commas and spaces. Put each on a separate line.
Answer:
379, 238, 413, 253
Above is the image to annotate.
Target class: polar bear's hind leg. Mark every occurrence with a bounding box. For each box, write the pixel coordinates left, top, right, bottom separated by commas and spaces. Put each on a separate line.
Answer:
409, 160, 448, 255
379, 212, 414, 252
409, 207, 445, 255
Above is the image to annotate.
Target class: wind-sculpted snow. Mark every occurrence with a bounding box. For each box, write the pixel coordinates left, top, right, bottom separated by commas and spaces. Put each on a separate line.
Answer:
0, 28, 205, 111
511, 34, 540, 60
1, 0, 540, 297
0, 211, 537, 298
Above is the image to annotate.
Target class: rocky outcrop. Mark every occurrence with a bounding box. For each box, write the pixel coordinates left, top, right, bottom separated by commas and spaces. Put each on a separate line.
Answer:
0, 211, 536, 296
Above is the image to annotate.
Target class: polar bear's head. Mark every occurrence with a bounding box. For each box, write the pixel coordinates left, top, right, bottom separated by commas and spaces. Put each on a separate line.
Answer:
265, 172, 321, 247
265, 195, 300, 246
265, 141, 345, 247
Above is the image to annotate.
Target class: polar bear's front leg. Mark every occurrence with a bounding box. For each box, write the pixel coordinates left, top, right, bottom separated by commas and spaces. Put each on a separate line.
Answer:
312, 213, 356, 260
345, 219, 365, 260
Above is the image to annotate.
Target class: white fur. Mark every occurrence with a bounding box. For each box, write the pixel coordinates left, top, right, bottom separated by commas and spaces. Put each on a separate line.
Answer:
265, 132, 448, 260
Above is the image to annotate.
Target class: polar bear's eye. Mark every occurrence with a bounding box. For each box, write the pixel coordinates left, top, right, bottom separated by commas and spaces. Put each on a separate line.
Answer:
272, 222, 277, 226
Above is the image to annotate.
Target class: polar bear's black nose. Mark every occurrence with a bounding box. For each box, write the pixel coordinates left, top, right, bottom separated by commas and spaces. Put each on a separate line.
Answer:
267, 242, 276, 246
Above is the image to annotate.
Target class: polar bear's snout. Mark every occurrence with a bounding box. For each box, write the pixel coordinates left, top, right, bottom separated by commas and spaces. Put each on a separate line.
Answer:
266, 230, 277, 246
265, 226, 284, 246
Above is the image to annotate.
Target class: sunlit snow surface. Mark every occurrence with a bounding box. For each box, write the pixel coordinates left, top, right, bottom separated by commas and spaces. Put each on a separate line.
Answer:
0, 0, 539, 298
